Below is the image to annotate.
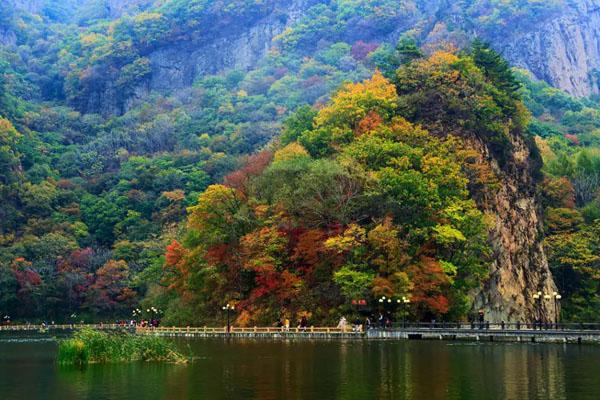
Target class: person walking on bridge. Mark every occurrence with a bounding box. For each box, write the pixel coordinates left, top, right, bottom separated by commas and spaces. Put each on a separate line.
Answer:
337, 316, 347, 331
299, 316, 308, 331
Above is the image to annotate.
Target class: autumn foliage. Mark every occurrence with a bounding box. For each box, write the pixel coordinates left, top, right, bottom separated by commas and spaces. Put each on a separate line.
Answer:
162, 52, 506, 325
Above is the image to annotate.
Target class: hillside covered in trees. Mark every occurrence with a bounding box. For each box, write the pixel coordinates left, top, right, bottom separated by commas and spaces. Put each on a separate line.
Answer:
0, 0, 599, 324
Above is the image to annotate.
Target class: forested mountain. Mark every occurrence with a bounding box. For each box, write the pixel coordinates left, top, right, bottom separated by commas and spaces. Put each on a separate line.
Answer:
0, 0, 598, 324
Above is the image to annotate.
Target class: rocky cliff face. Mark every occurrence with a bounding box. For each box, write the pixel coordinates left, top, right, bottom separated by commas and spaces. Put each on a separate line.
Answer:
147, 8, 294, 92
498, 0, 600, 97
5, 0, 45, 14
5, 1, 600, 98
0, 29, 16, 47
6, 0, 152, 19
104, 0, 154, 18
121, 0, 600, 111
418, 0, 600, 98
467, 134, 558, 323
148, 1, 321, 91
98, 0, 321, 115
6, 0, 92, 15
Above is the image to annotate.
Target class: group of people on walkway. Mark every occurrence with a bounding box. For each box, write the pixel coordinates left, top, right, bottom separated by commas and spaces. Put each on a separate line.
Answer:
337, 312, 394, 331
274, 311, 397, 332
277, 315, 310, 331
131, 319, 161, 328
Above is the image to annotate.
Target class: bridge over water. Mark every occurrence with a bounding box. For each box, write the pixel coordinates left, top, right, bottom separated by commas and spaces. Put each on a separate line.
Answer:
136, 322, 600, 343
367, 324, 600, 344
2, 323, 600, 343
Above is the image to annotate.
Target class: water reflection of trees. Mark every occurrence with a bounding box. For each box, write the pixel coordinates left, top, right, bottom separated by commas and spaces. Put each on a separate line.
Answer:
324, 341, 571, 400
44, 339, 600, 399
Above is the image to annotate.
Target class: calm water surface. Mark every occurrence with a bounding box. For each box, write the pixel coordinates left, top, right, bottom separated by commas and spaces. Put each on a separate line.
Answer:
0, 334, 599, 400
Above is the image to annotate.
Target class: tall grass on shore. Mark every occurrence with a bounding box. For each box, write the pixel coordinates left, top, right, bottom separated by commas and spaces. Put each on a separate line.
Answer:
58, 328, 187, 365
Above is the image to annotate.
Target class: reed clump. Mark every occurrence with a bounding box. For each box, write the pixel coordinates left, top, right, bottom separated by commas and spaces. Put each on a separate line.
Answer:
58, 328, 187, 365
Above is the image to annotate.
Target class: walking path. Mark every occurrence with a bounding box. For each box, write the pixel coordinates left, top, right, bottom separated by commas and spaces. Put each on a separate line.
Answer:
2, 323, 600, 343
136, 326, 363, 338
367, 326, 600, 343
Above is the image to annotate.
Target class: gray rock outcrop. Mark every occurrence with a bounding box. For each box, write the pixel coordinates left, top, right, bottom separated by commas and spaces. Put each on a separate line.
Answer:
125, 0, 600, 109
467, 134, 558, 323
498, 0, 600, 97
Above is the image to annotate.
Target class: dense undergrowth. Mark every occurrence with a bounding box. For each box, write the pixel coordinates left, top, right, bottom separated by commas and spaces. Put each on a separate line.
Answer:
57, 328, 187, 365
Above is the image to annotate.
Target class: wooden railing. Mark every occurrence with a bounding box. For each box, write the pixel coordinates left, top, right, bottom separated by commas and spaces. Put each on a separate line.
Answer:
388, 322, 600, 331
136, 326, 363, 335
0, 324, 361, 334
4, 322, 600, 334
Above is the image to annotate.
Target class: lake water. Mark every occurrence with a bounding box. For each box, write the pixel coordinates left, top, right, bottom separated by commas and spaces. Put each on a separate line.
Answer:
0, 335, 599, 400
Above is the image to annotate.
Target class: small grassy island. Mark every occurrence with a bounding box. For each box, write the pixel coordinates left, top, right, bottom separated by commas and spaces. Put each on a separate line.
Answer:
58, 328, 187, 365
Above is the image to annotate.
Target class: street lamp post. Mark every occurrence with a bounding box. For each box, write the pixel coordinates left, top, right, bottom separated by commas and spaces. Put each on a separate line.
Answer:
552, 292, 562, 327
132, 308, 142, 324
222, 303, 235, 333
543, 294, 552, 329
146, 307, 161, 324
532, 291, 542, 330
378, 296, 389, 328
397, 296, 411, 328
378, 295, 410, 329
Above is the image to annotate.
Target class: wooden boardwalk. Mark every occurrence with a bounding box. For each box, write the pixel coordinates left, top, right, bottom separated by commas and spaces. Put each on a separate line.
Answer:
136, 325, 600, 343
0, 324, 362, 338
2, 323, 600, 343
136, 326, 363, 338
